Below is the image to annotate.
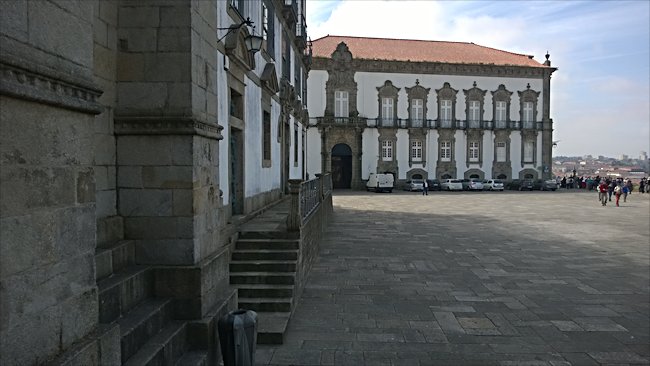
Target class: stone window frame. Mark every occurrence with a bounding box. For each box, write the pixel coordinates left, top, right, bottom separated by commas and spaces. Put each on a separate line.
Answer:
408, 128, 427, 167
325, 42, 358, 118
440, 140, 452, 162
463, 81, 486, 128
464, 168, 485, 180
492, 84, 513, 125
411, 140, 423, 161
381, 139, 393, 161
435, 82, 458, 126
517, 83, 540, 128
520, 130, 537, 166
406, 79, 430, 127
377, 80, 400, 126
465, 129, 484, 167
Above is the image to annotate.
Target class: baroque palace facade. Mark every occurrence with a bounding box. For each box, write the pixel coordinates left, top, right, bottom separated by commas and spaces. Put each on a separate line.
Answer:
1, 0, 309, 364
306, 36, 557, 189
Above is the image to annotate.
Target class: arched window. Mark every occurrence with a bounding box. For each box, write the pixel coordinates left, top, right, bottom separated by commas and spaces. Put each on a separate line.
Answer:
470, 174, 480, 179
442, 173, 452, 179
524, 173, 534, 179
412, 173, 423, 179
497, 174, 507, 180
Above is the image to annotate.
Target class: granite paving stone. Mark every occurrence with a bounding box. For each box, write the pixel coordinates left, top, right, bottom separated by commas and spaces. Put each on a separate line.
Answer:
255, 191, 650, 365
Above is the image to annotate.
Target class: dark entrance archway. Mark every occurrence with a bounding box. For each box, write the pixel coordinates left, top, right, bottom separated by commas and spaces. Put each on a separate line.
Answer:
331, 143, 352, 189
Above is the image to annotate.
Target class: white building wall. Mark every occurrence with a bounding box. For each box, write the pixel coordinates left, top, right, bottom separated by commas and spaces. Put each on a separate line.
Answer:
537, 133, 543, 171
510, 131, 522, 176
306, 128, 321, 176
362, 129, 379, 179
308, 68, 546, 182
307, 70, 328, 117
395, 129, 409, 179
482, 132, 494, 177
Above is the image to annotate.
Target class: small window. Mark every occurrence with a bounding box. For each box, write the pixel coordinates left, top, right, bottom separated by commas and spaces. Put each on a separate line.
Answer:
262, 2, 275, 57
440, 141, 451, 161
230, 89, 243, 119
263, 111, 271, 162
411, 140, 422, 161
496, 142, 506, 162
411, 98, 423, 121
381, 140, 393, 161
469, 100, 480, 122
440, 99, 452, 122
334, 91, 349, 118
293, 128, 299, 166
381, 97, 394, 122
495, 101, 506, 122
524, 141, 534, 163
523, 102, 534, 122
469, 141, 480, 161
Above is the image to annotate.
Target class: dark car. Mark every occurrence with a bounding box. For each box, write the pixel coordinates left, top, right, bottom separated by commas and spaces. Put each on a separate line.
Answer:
533, 179, 558, 191
427, 179, 441, 191
506, 179, 534, 191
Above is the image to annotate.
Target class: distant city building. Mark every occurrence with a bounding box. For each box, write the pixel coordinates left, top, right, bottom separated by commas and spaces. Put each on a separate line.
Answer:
306, 36, 557, 188
619, 154, 629, 160
640, 151, 648, 161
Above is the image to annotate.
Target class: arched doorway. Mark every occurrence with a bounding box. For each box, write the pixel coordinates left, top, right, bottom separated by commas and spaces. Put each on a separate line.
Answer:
331, 143, 352, 189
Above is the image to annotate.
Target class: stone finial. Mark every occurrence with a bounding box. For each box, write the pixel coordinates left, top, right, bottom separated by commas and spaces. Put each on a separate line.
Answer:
415, 79, 420, 85
544, 51, 552, 67
545, 51, 550, 60
526, 83, 530, 89
473, 81, 477, 88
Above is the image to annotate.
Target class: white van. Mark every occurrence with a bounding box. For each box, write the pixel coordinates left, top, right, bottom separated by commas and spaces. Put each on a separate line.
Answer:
366, 173, 394, 193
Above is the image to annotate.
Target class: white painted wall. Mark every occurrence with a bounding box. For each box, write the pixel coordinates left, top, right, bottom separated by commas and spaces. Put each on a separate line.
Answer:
395, 129, 409, 179
307, 70, 328, 117
306, 127, 321, 176
510, 131, 522, 176
361, 129, 379, 179
482, 132, 494, 177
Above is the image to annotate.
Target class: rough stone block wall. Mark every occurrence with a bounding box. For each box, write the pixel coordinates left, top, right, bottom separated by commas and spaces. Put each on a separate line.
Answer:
93, 0, 122, 246
0, 98, 98, 366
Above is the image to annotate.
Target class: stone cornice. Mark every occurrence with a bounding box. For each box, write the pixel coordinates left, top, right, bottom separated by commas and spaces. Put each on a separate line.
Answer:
114, 116, 224, 140
0, 61, 103, 114
313, 57, 556, 79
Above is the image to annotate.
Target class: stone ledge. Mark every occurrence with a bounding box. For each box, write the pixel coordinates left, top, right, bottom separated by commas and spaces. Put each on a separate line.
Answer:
0, 61, 103, 114
114, 116, 223, 140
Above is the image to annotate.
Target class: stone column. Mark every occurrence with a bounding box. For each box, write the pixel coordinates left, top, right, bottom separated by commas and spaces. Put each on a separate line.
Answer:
287, 179, 303, 231
541, 69, 554, 179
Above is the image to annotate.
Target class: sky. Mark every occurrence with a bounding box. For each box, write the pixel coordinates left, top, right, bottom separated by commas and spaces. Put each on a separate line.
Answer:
306, 0, 650, 159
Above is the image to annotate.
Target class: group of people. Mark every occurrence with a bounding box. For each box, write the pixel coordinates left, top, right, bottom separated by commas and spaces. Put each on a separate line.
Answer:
596, 177, 645, 207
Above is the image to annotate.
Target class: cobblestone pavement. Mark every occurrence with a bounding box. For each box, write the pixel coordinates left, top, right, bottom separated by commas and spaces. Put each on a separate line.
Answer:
256, 190, 650, 366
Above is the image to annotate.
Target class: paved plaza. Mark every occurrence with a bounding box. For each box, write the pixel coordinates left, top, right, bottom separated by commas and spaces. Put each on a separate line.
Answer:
256, 190, 650, 366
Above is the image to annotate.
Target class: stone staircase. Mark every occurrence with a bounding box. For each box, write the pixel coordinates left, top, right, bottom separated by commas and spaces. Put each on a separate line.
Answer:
96, 240, 208, 365
229, 233, 301, 345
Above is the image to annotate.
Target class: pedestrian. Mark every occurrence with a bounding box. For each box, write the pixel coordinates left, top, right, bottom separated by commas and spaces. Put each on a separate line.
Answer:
422, 179, 429, 196
608, 180, 615, 202
640, 178, 645, 194
622, 183, 630, 202
614, 184, 622, 207
598, 180, 608, 206
626, 179, 633, 196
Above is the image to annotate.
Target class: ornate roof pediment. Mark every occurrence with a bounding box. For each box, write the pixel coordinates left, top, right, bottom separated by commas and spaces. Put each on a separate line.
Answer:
261, 63, 279, 94
463, 81, 486, 101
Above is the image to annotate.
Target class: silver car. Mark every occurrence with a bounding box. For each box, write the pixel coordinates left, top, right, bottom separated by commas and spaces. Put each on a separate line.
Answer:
404, 179, 425, 191
441, 179, 463, 191
483, 179, 505, 191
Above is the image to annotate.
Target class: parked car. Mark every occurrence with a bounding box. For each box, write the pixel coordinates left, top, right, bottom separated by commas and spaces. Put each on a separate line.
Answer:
506, 179, 534, 191
441, 179, 463, 191
404, 179, 424, 191
366, 173, 394, 193
533, 179, 558, 191
461, 179, 483, 191
427, 179, 442, 191
483, 179, 505, 191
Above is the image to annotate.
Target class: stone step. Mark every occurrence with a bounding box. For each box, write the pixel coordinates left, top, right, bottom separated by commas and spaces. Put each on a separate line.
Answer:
239, 230, 299, 240
238, 297, 293, 312
237, 284, 294, 298
235, 238, 300, 251
256, 312, 291, 345
95, 240, 135, 281
232, 250, 298, 261
230, 272, 295, 285
119, 298, 173, 363
123, 320, 187, 366
98, 265, 153, 324
230, 260, 297, 273
174, 351, 208, 366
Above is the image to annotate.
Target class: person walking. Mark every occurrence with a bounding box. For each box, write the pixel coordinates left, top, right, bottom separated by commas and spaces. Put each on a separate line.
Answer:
608, 180, 615, 202
622, 183, 630, 202
422, 179, 429, 196
614, 184, 622, 207
640, 178, 645, 194
598, 180, 608, 206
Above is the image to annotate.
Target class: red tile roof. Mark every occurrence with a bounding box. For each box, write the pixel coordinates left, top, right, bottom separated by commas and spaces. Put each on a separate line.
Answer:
311, 35, 548, 68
